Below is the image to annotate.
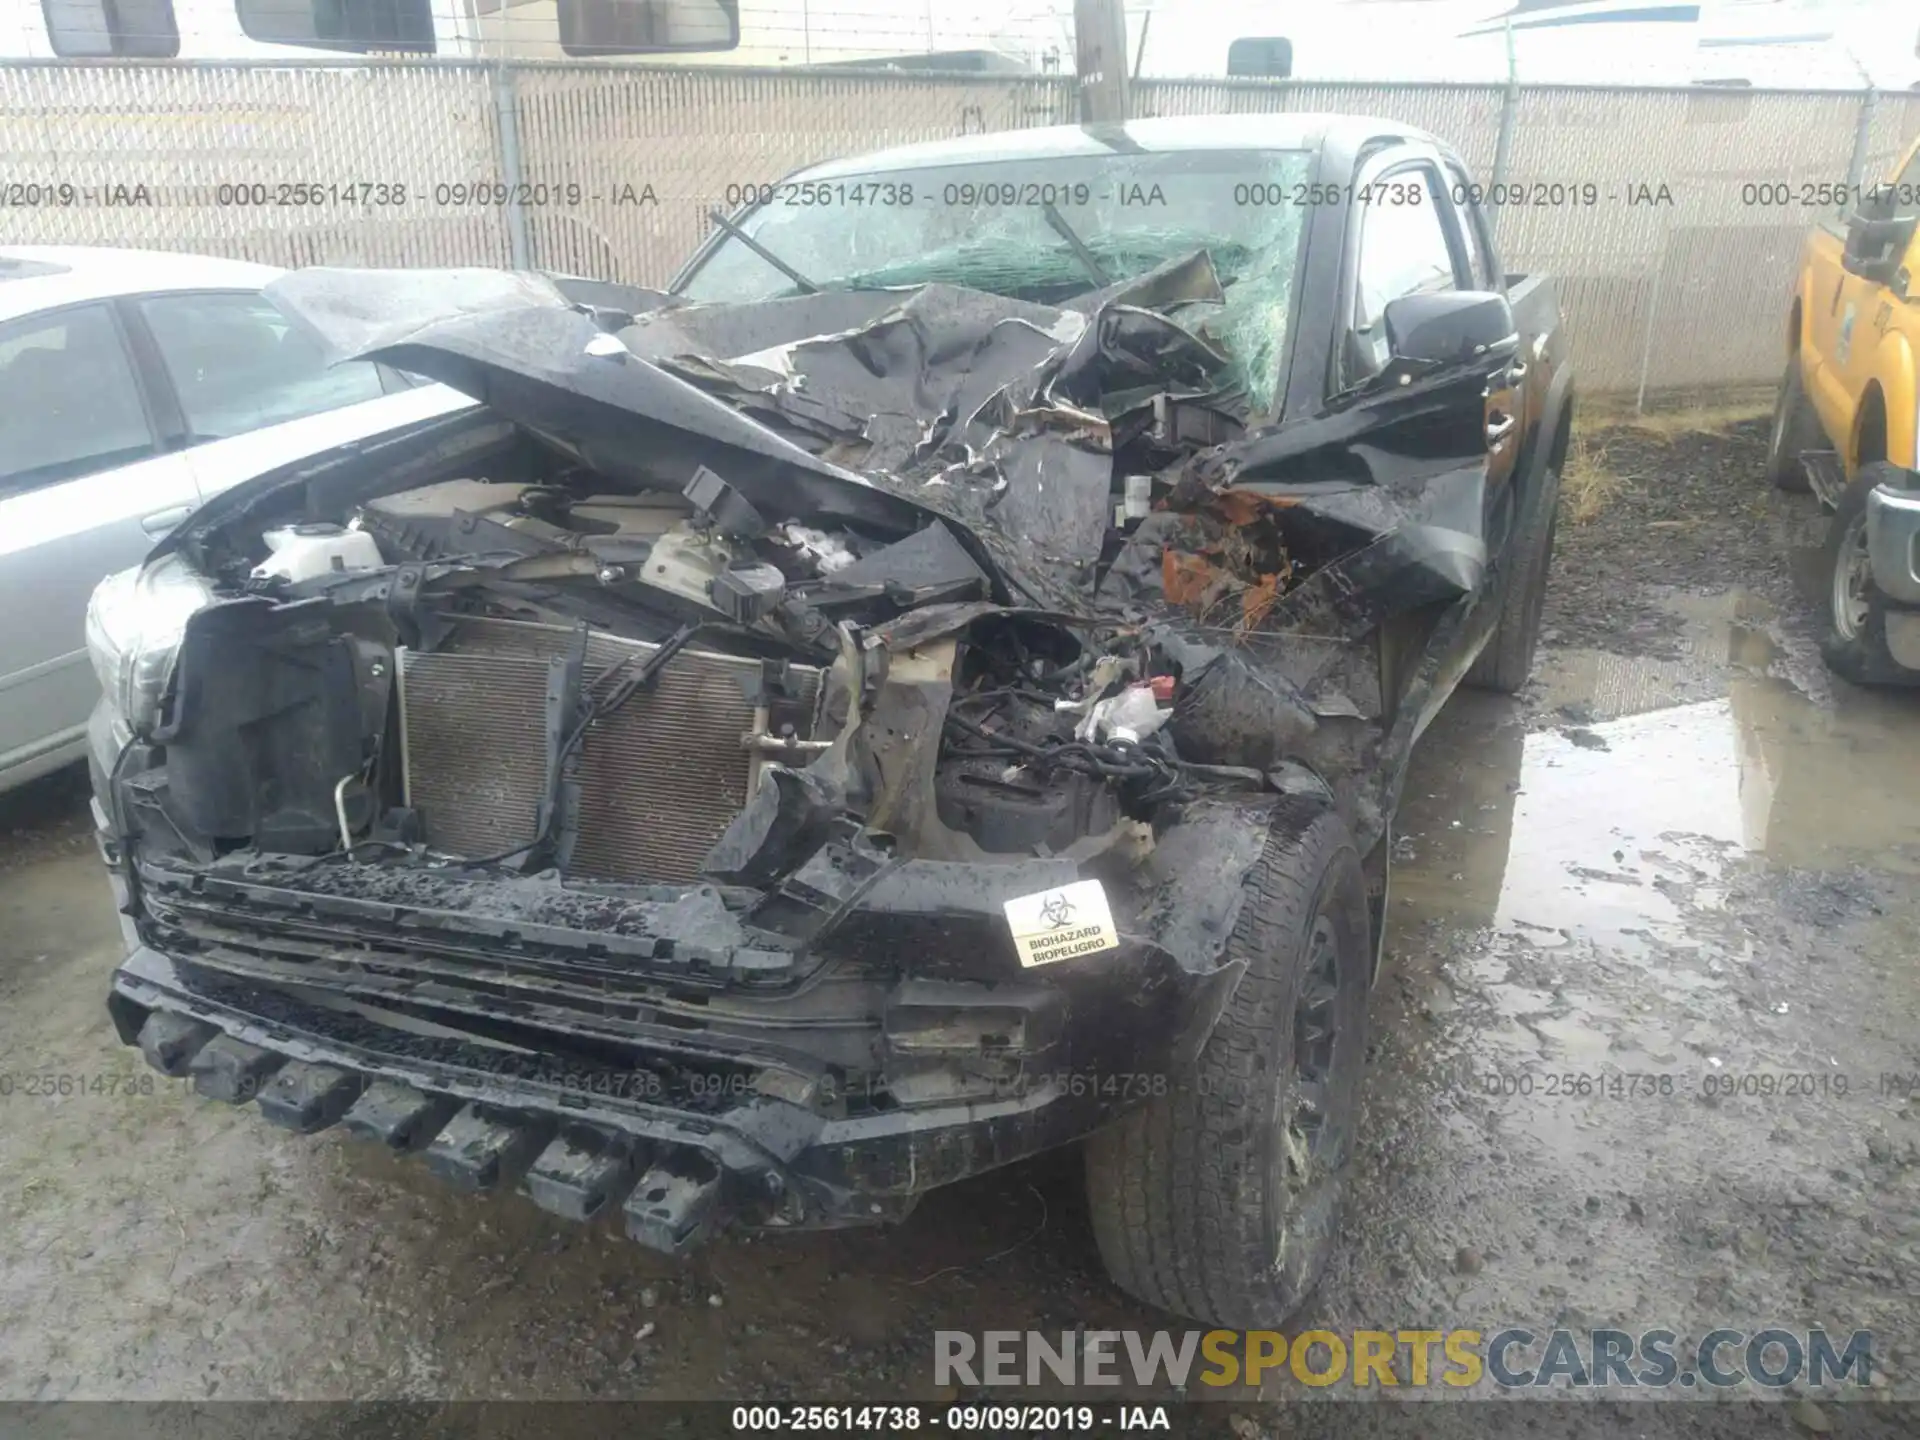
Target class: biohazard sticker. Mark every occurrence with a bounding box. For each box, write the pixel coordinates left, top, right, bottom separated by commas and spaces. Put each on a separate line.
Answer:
1002, 879, 1120, 967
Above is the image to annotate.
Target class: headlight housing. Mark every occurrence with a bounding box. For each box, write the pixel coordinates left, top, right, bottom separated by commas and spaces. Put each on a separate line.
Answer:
85, 554, 218, 737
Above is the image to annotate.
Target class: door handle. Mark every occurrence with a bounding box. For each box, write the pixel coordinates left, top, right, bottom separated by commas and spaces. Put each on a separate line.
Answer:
141, 505, 193, 538
1486, 413, 1517, 445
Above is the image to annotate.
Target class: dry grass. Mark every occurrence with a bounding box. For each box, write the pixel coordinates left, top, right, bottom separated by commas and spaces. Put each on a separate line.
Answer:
1556, 389, 1772, 522
1561, 427, 1626, 525
1613, 401, 1773, 438
1580, 388, 1774, 438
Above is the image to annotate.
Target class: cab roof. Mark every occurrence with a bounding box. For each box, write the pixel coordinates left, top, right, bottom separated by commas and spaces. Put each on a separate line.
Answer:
790, 113, 1439, 181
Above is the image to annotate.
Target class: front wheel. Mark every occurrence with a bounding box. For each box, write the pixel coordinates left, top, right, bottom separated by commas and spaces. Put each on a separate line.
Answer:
1084, 801, 1371, 1328
1820, 464, 1913, 686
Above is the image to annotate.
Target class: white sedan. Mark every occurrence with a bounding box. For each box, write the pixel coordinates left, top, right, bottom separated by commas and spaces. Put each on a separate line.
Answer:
0, 246, 475, 793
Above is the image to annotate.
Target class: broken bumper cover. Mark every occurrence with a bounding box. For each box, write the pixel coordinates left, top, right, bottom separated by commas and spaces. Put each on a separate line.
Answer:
106, 916, 1240, 1254
101, 793, 1271, 1250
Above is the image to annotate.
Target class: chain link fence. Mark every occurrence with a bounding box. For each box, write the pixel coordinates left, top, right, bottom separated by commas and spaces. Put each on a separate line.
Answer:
5, 60, 1919, 395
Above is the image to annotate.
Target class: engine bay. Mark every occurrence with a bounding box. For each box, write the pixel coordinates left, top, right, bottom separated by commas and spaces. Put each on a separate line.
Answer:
122, 438, 1296, 906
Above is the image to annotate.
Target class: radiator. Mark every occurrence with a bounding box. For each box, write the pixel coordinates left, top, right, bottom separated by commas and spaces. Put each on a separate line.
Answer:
397, 618, 822, 884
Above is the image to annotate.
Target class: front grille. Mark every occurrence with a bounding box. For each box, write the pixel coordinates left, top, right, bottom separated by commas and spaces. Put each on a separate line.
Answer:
398, 618, 821, 884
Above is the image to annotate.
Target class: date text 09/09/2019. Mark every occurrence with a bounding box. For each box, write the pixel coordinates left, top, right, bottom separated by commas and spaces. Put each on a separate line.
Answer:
212, 181, 660, 208
1474, 1068, 1920, 1100
731, 1406, 1166, 1432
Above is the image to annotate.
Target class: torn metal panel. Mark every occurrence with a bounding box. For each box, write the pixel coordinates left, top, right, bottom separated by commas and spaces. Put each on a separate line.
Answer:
617, 289, 913, 365
267, 267, 592, 359
264, 252, 1494, 648
980, 430, 1114, 571
267, 273, 940, 544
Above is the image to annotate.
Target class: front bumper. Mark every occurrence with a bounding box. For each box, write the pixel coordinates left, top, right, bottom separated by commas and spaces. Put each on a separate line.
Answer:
1865, 476, 1920, 605
113, 944, 1127, 1247
103, 804, 1269, 1252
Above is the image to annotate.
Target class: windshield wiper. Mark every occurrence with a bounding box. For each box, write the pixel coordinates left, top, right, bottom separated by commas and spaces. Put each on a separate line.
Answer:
1042, 202, 1112, 288
704, 207, 820, 295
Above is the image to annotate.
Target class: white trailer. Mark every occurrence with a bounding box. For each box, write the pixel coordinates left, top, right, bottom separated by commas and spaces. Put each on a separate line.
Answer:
0, 0, 1040, 65
997, 0, 1920, 89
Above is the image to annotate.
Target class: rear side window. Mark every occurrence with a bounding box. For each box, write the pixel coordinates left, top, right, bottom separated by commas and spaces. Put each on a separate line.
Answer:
40, 0, 179, 56
135, 290, 389, 443
0, 304, 157, 494
235, 0, 435, 52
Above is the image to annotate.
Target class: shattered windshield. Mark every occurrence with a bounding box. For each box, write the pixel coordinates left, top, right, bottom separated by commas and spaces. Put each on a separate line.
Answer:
677, 148, 1312, 413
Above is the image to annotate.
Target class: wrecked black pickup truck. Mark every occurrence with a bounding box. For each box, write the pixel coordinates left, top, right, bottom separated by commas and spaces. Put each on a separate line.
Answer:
86, 116, 1570, 1328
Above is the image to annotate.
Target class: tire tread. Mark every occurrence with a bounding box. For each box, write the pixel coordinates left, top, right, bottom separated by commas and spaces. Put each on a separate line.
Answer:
1085, 802, 1366, 1327
1819, 463, 1914, 687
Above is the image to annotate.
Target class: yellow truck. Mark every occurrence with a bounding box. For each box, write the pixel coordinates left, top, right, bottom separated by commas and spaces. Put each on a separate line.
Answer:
1769, 136, 1920, 683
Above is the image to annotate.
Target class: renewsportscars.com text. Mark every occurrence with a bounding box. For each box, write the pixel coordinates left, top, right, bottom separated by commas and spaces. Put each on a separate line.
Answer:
934, 1328, 1873, 1390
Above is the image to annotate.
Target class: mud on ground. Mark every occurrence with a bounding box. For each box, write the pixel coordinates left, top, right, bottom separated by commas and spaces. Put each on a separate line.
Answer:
0, 417, 1916, 1437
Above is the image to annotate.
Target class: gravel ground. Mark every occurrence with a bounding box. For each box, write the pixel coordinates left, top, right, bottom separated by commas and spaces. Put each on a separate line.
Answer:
1541, 418, 1816, 661
1, 418, 1917, 1438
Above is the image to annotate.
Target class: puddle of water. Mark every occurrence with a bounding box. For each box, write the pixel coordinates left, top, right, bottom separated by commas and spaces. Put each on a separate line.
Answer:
1401, 603, 1920, 948
1492, 699, 1742, 948
1725, 667, 1920, 870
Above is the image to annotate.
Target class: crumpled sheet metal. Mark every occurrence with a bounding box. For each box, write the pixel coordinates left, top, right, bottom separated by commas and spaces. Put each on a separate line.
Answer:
264, 270, 942, 545
267, 267, 674, 360
1102, 463, 1488, 645
263, 255, 1491, 635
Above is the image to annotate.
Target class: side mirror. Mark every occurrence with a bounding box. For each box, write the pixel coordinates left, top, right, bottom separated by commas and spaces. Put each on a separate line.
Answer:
1382, 290, 1518, 368
1843, 188, 1919, 287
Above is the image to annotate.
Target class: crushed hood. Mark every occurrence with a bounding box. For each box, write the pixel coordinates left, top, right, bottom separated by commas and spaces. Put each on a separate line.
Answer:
265, 258, 1489, 625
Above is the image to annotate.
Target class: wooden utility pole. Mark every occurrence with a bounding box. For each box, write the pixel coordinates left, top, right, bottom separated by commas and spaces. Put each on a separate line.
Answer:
1074, 0, 1130, 124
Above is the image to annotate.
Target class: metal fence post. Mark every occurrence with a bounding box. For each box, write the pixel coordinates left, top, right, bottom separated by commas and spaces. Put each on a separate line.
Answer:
1843, 85, 1878, 211
1488, 23, 1519, 244
1490, 86, 1518, 207
1635, 248, 1668, 414
491, 61, 533, 271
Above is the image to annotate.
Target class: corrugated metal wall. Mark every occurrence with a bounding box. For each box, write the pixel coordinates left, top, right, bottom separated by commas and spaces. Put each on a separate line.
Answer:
4, 62, 1919, 394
